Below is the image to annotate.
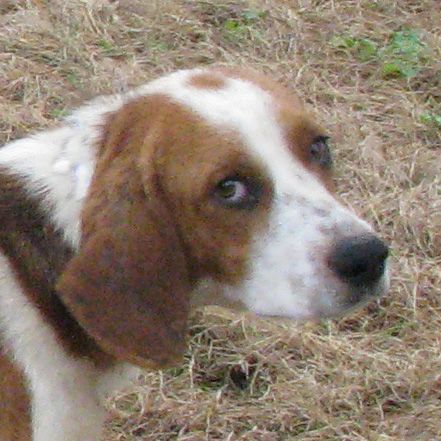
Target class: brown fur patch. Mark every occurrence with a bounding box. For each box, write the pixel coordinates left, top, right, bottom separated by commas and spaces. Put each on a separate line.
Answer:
0, 350, 31, 441
58, 96, 192, 369
0, 169, 110, 364
188, 72, 226, 90
58, 93, 272, 368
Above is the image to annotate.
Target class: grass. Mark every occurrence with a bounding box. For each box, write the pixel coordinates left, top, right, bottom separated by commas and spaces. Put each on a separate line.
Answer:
1, 0, 440, 440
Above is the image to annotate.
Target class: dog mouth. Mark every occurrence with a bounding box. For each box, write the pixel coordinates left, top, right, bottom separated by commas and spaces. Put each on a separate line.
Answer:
312, 272, 390, 320
192, 259, 390, 322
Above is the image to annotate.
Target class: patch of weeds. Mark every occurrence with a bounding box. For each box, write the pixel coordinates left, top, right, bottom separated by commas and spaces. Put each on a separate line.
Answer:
223, 8, 268, 42
145, 36, 172, 53
223, 17, 247, 39
193, 2, 266, 26
190, 2, 269, 46
420, 112, 441, 128
316, 320, 335, 336
382, 317, 416, 338
66, 71, 79, 86
97, 39, 125, 57
49, 108, 69, 119
330, 36, 378, 61
381, 29, 428, 78
97, 39, 113, 51
330, 28, 429, 79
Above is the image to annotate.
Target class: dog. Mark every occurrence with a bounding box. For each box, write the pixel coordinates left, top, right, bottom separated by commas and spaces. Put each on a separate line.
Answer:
0, 67, 389, 441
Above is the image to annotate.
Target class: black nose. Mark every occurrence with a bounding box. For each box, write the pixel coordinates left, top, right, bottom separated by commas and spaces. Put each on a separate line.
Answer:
328, 234, 389, 287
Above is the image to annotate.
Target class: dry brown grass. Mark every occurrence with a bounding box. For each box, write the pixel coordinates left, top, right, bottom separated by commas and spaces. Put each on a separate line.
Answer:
1, 0, 440, 440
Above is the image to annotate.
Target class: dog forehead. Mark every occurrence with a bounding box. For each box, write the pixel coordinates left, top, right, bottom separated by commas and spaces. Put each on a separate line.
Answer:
139, 69, 319, 192
146, 69, 281, 135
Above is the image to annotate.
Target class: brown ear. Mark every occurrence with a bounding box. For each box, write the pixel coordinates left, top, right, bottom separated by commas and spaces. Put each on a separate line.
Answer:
57, 100, 191, 369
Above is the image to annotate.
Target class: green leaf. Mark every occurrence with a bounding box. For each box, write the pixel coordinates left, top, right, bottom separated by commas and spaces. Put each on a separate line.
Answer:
224, 19, 240, 31
389, 30, 425, 56
49, 108, 69, 119
420, 113, 441, 127
330, 35, 356, 49
381, 28, 427, 78
330, 36, 377, 60
66, 71, 78, 85
357, 38, 378, 61
382, 62, 404, 78
97, 39, 113, 51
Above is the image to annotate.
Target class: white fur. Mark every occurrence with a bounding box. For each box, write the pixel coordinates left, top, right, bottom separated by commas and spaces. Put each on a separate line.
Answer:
0, 93, 126, 248
0, 67, 388, 440
0, 127, 94, 248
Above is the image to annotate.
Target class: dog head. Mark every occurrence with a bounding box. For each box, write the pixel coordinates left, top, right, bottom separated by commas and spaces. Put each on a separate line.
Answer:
58, 68, 389, 368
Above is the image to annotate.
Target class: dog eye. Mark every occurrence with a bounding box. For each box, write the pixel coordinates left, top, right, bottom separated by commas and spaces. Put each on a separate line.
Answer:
213, 177, 262, 210
310, 136, 332, 168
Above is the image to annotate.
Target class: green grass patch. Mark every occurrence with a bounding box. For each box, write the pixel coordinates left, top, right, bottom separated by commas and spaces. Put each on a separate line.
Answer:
420, 112, 441, 128
330, 36, 378, 61
331, 28, 429, 79
97, 39, 126, 57
222, 8, 268, 42
381, 29, 428, 78
48, 108, 69, 119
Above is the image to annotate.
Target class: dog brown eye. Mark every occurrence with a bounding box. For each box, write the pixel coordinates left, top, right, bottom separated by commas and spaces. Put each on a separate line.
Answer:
310, 136, 332, 168
214, 177, 262, 210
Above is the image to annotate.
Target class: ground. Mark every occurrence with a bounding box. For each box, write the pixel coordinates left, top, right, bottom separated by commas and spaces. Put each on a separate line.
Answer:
0, 0, 440, 440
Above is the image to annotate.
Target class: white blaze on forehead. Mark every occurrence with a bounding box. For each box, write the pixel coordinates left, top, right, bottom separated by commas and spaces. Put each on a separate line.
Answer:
137, 69, 370, 226
135, 69, 327, 198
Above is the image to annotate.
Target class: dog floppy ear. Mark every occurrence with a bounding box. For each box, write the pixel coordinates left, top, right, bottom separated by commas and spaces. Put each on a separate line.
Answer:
57, 98, 191, 369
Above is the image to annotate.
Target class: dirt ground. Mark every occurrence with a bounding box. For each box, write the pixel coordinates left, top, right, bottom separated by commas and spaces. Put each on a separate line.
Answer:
0, 1, 440, 440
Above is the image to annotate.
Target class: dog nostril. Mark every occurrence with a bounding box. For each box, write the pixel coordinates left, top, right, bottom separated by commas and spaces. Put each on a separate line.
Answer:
328, 234, 389, 287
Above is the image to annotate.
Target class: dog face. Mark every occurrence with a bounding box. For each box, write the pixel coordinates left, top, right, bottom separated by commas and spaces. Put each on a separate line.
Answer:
58, 68, 389, 368
148, 68, 389, 318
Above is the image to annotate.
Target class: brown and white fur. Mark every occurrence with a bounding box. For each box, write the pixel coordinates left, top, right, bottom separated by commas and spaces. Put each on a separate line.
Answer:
0, 67, 389, 441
